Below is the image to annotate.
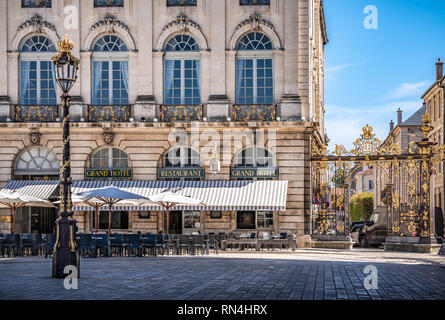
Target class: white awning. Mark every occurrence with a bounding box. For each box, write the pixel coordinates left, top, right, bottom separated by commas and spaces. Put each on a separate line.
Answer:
1, 180, 288, 212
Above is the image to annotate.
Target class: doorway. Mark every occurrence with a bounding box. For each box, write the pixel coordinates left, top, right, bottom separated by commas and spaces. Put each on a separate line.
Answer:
169, 211, 182, 234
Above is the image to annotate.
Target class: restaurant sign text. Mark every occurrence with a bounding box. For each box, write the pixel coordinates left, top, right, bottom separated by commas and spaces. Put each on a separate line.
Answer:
230, 167, 279, 178
158, 168, 205, 179
85, 169, 133, 179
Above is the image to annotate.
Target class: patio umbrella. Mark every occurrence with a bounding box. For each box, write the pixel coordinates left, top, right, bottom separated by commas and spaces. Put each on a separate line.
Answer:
0, 190, 56, 234
145, 188, 205, 235
73, 185, 149, 235
54, 195, 107, 233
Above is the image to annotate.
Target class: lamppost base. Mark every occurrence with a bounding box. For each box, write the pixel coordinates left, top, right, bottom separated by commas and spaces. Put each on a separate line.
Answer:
52, 248, 79, 278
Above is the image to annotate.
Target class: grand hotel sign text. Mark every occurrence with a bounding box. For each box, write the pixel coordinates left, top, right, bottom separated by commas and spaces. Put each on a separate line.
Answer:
85, 169, 133, 179
230, 167, 279, 179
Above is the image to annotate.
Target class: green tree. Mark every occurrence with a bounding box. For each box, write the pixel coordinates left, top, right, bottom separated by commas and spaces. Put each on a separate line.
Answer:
349, 192, 374, 222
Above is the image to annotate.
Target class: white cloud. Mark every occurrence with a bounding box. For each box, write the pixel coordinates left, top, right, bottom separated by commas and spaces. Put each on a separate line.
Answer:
325, 61, 366, 82
325, 100, 423, 150
385, 81, 429, 100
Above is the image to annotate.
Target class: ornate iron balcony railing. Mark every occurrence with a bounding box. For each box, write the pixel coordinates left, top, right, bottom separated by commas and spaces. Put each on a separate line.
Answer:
167, 0, 197, 7
160, 105, 203, 122
94, 0, 124, 7
22, 0, 52, 8
232, 104, 276, 121
14, 105, 59, 122
88, 105, 131, 122
240, 0, 270, 5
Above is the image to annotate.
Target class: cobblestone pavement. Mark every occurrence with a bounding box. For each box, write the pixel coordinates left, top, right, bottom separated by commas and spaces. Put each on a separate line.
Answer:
0, 248, 444, 300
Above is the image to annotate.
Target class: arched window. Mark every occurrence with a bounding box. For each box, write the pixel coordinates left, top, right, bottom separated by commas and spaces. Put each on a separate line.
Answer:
90, 147, 129, 169
92, 35, 129, 106
19, 35, 57, 105
235, 147, 274, 168
164, 34, 201, 105
163, 146, 200, 168
14, 147, 59, 175
236, 32, 273, 105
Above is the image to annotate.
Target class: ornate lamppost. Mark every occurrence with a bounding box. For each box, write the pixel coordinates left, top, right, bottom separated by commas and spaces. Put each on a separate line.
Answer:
51, 35, 80, 278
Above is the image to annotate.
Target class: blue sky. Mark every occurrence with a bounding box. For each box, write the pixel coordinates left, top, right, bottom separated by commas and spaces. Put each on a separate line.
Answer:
323, 0, 445, 149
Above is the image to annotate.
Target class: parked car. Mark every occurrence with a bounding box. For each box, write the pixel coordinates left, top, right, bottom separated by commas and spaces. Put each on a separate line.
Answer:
350, 222, 365, 246
358, 206, 388, 248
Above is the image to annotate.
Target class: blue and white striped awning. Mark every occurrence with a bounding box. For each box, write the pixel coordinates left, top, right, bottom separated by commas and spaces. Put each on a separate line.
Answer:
1, 180, 288, 212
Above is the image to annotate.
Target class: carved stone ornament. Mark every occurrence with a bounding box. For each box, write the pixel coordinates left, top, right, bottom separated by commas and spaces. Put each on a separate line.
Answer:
103, 127, 114, 145
163, 14, 202, 33
17, 15, 59, 37
235, 14, 275, 32
90, 16, 129, 34
30, 128, 42, 145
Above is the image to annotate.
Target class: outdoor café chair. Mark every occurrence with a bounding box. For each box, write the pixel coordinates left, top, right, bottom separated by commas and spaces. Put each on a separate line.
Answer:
44, 233, 56, 258
178, 235, 191, 255
109, 233, 124, 257
217, 233, 226, 249
141, 234, 157, 256
155, 234, 165, 256
21, 233, 34, 256
123, 234, 141, 257
167, 234, 179, 255
206, 234, 218, 255
0, 233, 5, 257
93, 233, 109, 257
191, 235, 205, 255
79, 233, 95, 258
32, 234, 43, 256
3, 234, 21, 257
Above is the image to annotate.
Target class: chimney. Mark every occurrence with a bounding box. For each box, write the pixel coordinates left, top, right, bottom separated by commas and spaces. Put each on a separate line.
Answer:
390, 120, 394, 132
397, 108, 402, 125
437, 58, 444, 80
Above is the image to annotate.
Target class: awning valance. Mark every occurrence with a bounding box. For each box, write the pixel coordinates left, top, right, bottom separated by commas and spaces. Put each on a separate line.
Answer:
1, 180, 288, 212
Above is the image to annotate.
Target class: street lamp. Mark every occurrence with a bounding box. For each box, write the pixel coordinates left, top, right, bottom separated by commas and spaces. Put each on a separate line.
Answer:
209, 143, 220, 175
51, 35, 80, 278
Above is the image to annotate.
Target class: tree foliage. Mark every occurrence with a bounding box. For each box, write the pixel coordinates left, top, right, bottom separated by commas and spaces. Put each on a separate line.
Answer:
350, 192, 374, 222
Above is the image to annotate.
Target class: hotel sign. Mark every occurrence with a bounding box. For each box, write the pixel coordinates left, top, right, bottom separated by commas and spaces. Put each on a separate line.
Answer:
230, 167, 279, 179
158, 168, 205, 179
85, 169, 133, 179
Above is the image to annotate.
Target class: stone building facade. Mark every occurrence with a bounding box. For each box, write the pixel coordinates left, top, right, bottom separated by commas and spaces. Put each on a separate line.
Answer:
374, 106, 426, 208
422, 58, 445, 216
0, 0, 327, 247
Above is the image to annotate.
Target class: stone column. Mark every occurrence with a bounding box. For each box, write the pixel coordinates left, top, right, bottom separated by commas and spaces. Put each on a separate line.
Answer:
153, 51, 164, 119
80, 51, 92, 120
225, 50, 237, 119
0, 0, 8, 104
137, 0, 153, 97
281, 0, 302, 121
7, 52, 19, 120
128, 51, 138, 108
206, 0, 229, 121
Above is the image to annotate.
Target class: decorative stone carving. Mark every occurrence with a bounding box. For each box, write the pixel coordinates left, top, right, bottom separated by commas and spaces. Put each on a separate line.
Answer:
17, 15, 59, 37
235, 14, 275, 32
90, 16, 129, 34
103, 127, 115, 145
162, 14, 202, 33
30, 128, 42, 145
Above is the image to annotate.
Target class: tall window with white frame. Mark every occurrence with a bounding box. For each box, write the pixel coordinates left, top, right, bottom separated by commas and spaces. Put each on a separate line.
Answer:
92, 35, 129, 106
234, 147, 275, 180
164, 34, 201, 105
20, 35, 57, 106
236, 32, 274, 105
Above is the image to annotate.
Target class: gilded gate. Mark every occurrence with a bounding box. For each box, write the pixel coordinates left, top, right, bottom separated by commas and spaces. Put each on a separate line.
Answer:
311, 113, 444, 243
